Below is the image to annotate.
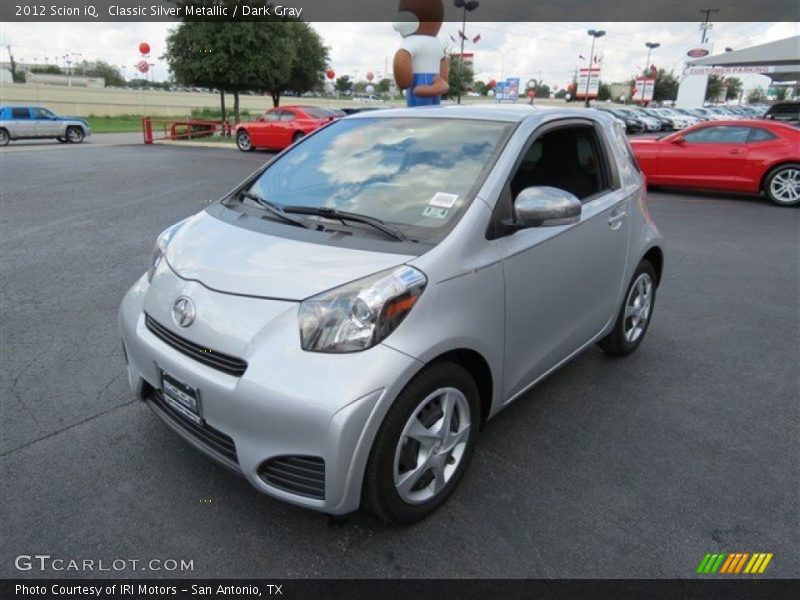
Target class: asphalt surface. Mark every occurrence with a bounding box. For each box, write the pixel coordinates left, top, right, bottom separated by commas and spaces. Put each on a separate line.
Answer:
1, 140, 798, 579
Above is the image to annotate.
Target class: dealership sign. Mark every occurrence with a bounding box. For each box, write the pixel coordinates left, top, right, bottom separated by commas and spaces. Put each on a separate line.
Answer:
576, 67, 601, 98
634, 77, 655, 102
685, 65, 776, 76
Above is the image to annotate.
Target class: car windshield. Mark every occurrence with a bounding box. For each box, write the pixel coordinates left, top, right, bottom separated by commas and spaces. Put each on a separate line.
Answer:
248, 117, 512, 237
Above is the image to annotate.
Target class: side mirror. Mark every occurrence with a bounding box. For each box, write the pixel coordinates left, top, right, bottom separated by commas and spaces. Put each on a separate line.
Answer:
671, 135, 685, 144
513, 186, 581, 228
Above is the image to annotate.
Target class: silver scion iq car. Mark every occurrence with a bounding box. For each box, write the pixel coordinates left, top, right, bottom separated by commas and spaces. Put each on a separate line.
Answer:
119, 106, 664, 523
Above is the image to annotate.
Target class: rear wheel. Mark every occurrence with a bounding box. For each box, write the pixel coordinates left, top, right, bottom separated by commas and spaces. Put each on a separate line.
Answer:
236, 130, 253, 152
598, 260, 657, 356
363, 361, 480, 524
66, 127, 84, 143
0, 128, 9, 146
764, 163, 800, 206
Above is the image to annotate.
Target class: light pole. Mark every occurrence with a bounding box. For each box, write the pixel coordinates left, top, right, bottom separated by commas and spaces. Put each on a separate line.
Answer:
640, 41, 660, 105
584, 29, 605, 108
454, 0, 479, 104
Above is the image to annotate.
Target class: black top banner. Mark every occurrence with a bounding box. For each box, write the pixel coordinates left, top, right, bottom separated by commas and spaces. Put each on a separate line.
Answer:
1, 0, 798, 22
2, 579, 799, 600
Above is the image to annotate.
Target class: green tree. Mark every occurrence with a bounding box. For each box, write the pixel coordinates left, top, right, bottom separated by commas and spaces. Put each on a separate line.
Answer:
555, 88, 568, 99
73, 60, 125, 87
774, 87, 788, 101
747, 86, 767, 103
473, 80, 488, 95
653, 69, 679, 102
724, 77, 743, 101
30, 65, 64, 75
597, 82, 612, 101
334, 75, 352, 94
254, 21, 327, 106
705, 74, 724, 102
446, 58, 474, 100
375, 78, 392, 95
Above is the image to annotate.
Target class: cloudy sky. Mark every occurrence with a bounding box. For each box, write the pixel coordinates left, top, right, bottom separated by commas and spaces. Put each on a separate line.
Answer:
1, 21, 797, 90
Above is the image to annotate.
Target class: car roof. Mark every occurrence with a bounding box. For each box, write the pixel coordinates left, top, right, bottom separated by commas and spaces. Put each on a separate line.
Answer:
345, 104, 602, 124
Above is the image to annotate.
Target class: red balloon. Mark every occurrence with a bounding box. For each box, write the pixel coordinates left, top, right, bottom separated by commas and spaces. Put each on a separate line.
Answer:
366, 71, 374, 81
139, 42, 150, 55
528, 90, 535, 98
326, 69, 335, 80
137, 60, 150, 74
487, 79, 496, 89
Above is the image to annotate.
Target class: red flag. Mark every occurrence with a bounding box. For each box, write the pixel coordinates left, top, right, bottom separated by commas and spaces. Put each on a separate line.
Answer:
472, 33, 481, 43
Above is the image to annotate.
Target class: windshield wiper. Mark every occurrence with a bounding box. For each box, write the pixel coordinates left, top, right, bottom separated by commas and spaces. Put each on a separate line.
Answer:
240, 190, 311, 230
282, 206, 407, 242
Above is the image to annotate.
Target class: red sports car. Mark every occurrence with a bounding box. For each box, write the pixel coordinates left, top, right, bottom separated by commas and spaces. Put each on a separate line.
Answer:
630, 120, 800, 206
235, 106, 343, 152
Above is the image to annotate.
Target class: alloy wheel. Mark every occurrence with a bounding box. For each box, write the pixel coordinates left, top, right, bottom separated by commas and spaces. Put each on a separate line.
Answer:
237, 132, 252, 151
66, 128, 83, 143
393, 387, 471, 505
770, 168, 800, 205
624, 273, 653, 343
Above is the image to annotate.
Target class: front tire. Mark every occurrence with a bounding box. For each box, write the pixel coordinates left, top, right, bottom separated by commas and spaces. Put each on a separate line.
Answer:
292, 131, 305, 144
362, 361, 480, 524
764, 163, 800, 206
236, 130, 253, 152
0, 128, 9, 146
66, 127, 84, 143
598, 260, 657, 356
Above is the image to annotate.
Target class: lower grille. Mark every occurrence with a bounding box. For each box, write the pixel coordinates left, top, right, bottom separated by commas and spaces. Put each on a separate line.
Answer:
259, 456, 325, 500
150, 389, 238, 466
145, 313, 248, 377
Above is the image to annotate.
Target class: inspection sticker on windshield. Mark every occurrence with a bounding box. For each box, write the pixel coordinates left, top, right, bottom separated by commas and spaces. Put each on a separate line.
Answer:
423, 206, 449, 219
428, 192, 458, 209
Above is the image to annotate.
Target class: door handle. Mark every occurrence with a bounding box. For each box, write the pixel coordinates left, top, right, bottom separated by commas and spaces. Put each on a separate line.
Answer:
729, 149, 745, 155
608, 211, 627, 229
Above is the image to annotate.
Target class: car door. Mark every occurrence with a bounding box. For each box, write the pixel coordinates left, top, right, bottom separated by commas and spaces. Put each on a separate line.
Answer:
8, 107, 34, 138
31, 107, 61, 137
251, 110, 282, 147
494, 120, 632, 400
277, 110, 298, 147
656, 125, 751, 189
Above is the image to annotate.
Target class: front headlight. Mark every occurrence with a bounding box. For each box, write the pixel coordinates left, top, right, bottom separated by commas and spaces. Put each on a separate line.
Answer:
299, 265, 427, 353
146, 219, 189, 282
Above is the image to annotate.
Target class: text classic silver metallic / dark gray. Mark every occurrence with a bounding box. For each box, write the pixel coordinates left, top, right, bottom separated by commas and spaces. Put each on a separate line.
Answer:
119, 105, 665, 523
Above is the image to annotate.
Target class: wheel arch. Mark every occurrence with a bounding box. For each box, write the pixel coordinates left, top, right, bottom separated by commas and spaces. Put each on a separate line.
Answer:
425, 348, 494, 426
642, 245, 664, 287
759, 160, 800, 194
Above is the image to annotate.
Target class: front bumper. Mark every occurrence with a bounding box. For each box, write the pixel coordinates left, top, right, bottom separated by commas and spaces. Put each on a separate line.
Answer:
119, 268, 423, 514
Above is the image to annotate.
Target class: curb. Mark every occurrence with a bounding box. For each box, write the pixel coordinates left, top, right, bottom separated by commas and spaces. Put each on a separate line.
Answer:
152, 139, 238, 150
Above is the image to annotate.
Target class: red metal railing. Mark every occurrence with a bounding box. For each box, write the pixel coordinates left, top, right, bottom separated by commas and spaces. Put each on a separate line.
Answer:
142, 117, 232, 144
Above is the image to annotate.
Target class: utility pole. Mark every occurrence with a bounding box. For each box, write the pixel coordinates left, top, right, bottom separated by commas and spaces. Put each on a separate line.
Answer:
454, 0, 479, 105
700, 8, 719, 44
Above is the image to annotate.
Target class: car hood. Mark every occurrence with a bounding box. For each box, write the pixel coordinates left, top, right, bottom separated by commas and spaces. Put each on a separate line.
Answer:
165, 211, 414, 301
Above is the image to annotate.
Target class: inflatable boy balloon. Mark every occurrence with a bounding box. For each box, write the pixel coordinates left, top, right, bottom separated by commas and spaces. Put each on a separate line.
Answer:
392, 0, 450, 107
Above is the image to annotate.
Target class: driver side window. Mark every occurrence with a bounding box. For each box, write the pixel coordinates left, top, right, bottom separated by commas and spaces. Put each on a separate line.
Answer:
683, 126, 749, 144
510, 125, 610, 202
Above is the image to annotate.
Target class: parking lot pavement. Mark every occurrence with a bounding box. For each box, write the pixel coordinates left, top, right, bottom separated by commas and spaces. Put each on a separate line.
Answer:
0, 132, 143, 153
1, 143, 797, 578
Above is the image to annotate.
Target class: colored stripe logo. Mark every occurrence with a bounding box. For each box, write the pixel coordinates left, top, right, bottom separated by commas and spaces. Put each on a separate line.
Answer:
696, 552, 773, 574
